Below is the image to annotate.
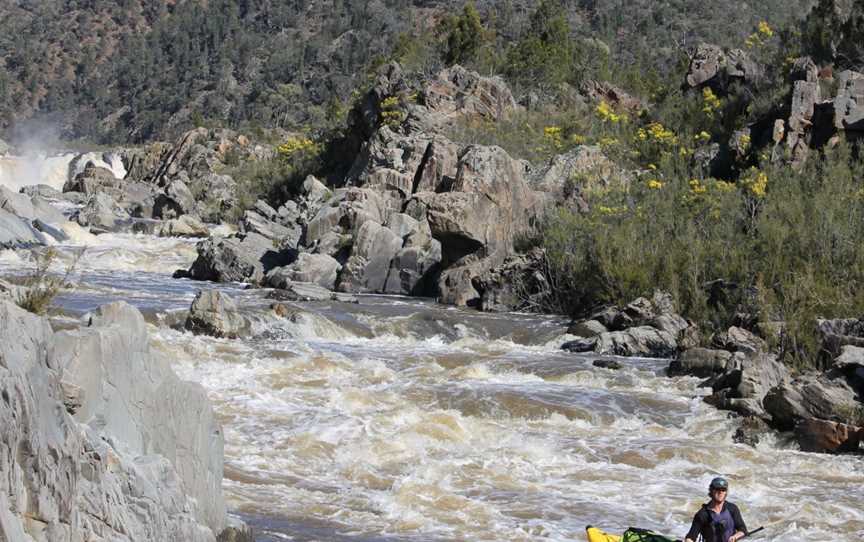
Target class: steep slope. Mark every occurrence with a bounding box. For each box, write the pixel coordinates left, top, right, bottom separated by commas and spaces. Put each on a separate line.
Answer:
0, 0, 813, 144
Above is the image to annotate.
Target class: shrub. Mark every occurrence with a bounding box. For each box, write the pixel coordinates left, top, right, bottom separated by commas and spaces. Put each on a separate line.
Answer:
16, 247, 83, 315
539, 142, 864, 369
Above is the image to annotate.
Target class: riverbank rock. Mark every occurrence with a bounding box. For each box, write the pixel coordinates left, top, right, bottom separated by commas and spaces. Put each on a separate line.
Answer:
668, 347, 735, 378
159, 214, 210, 238
266, 282, 358, 303
794, 418, 864, 453
563, 292, 697, 358
267, 253, 342, 290
0, 207, 46, 248
338, 220, 404, 292
1, 299, 234, 540
703, 353, 790, 419
761, 345, 864, 453
185, 290, 246, 338
128, 128, 275, 221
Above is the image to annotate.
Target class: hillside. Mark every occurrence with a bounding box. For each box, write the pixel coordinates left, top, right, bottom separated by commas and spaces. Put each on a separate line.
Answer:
0, 0, 812, 145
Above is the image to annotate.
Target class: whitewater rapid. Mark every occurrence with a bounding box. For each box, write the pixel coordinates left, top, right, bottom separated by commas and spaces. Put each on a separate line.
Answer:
0, 186, 861, 540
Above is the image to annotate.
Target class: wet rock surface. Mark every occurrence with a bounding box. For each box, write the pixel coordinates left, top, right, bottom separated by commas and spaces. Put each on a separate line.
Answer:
185, 290, 246, 338
1, 299, 237, 541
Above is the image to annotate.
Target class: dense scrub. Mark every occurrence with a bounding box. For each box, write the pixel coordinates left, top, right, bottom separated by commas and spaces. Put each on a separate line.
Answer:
1, 0, 811, 144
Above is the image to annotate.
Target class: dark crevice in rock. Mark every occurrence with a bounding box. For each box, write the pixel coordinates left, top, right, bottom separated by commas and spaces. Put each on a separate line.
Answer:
411, 142, 434, 196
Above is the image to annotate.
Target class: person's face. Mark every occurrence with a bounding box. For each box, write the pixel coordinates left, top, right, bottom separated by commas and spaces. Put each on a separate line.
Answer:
710, 487, 728, 503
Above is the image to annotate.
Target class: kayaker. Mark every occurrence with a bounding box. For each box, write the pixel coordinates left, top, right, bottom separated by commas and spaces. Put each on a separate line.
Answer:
684, 477, 748, 542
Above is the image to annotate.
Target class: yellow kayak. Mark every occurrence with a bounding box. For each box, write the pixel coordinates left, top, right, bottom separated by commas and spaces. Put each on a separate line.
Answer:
586, 526, 678, 542
586, 526, 622, 542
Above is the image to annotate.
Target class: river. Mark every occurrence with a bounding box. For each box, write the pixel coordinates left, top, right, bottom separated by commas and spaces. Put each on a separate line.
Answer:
0, 165, 862, 541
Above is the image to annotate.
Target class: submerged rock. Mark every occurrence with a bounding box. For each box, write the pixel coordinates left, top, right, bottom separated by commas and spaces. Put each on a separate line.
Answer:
267, 282, 358, 303
185, 290, 246, 338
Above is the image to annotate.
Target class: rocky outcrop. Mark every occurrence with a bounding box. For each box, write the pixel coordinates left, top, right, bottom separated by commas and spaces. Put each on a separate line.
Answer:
267, 253, 342, 291
531, 145, 629, 208
1, 299, 233, 541
418, 64, 520, 130
0, 207, 47, 248
153, 179, 197, 220
580, 80, 644, 112
702, 353, 791, 419
126, 128, 276, 223
685, 44, 759, 90
63, 164, 120, 196
74, 192, 130, 232
562, 292, 698, 358
671, 330, 862, 453
159, 215, 210, 238
472, 248, 547, 312
188, 232, 291, 285
763, 360, 863, 454
185, 290, 246, 338
833, 70, 864, 132
338, 220, 408, 293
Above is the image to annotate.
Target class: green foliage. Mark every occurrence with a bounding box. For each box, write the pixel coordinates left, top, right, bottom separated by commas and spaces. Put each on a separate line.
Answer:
440, 2, 488, 66
540, 142, 864, 369
800, 0, 844, 63
504, 0, 575, 89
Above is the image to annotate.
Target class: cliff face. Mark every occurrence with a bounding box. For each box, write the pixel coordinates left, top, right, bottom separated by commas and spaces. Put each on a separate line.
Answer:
0, 299, 226, 541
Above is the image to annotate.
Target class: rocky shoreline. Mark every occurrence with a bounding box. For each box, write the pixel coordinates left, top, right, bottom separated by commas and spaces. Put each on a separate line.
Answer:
0, 294, 251, 541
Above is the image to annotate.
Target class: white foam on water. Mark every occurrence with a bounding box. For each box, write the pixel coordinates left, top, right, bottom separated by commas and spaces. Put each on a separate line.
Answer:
6, 218, 860, 542
70, 151, 127, 180
0, 153, 76, 192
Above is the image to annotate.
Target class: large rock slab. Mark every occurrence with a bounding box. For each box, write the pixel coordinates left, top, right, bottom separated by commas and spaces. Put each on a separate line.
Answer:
0, 186, 65, 225
383, 225, 442, 296
159, 214, 210, 238
764, 374, 860, 431
153, 179, 197, 219
268, 253, 342, 290
0, 207, 45, 248
594, 326, 678, 358
1, 299, 228, 541
338, 221, 404, 293
75, 192, 130, 232
668, 348, 734, 378
795, 418, 863, 453
242, 209, 299, 249
704, 353, 791, 419
304, 188, 394, 247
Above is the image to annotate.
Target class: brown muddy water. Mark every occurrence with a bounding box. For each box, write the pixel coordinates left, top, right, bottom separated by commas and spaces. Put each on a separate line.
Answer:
1, 229, 862, 542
